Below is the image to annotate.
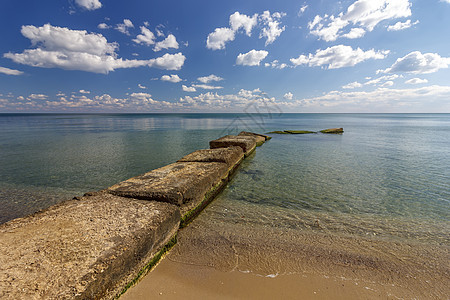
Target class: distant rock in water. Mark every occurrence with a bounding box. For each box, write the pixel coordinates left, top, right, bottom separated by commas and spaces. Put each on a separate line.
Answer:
320, 128, 344, 134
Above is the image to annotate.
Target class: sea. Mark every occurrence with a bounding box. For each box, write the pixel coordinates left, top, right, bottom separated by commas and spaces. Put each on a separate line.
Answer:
1, 113, 449, 296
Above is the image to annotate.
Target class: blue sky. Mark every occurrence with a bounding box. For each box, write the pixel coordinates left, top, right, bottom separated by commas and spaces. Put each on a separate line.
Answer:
1, 0, 450, 113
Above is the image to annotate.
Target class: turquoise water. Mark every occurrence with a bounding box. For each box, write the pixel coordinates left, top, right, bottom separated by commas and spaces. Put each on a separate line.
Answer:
1, 113, 449, 244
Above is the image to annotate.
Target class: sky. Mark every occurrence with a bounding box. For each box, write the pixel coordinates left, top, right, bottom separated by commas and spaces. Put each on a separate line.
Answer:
1, 0, 450, 113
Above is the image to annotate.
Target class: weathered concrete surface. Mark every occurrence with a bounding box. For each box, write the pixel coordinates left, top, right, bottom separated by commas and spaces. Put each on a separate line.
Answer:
209, 135, 257, 156
0, 193, 180, 300
238, 131, 271, 145
177, 146, 244, 175
320, 128, 344, 134
106, 162, 229, 219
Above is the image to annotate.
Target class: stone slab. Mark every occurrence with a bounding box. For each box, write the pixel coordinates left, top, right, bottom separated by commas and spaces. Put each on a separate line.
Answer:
177, 146, 244, 173
0, 194, 180, 300
238, 131, 271, 144
320, 128, 344, 134
209, 135, 257, 156
107, 162, 229, 211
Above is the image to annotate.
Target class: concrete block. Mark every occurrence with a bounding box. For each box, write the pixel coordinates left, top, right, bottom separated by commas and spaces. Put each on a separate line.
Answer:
238, 131, 268, 146
106, 162, 229, 223
209, 135, 257, 156
0, 194, 180, 300
177, 146, 244, 175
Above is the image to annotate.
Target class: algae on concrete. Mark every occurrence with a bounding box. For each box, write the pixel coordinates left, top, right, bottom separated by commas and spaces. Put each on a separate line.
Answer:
320, 128, 344, 134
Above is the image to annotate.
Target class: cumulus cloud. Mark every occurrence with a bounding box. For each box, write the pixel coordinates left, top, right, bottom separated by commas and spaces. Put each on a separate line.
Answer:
161, 74, 182, 83
387, 19, 419, 31
116, 19, 134, 35
290, 45, 388, 69
259, 11, 286, 46
229, 12, 258, 36
265, 60, 288, 69
0, 66, 23, 75
236, 49, 268, 66
28, 93, 48, 100
148, 52, 186, 70
283, 92, 293, 100
405, 78, 428, 84
197, 74, 223, 84
206, 27, 235, 50
97, 23, 110, 30
79, 89, 90, 94
138, 84, 147, 89
296, 85, 450, 110
192, 84, 223, 90
206, 10, 285, 50
309, 0, 412, 41
4, 24, 185, 73
182, 85, 196, 92
75, 0, 102, 10
381, 51, 450, 74
154, 34, 179, 52
133, 26, 155, 45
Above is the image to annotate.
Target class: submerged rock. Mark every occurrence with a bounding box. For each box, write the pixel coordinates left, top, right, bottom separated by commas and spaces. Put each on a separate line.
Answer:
320, 128, 344, 134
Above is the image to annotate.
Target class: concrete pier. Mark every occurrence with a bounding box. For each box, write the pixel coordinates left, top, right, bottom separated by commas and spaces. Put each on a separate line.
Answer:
0, 132, 268, 299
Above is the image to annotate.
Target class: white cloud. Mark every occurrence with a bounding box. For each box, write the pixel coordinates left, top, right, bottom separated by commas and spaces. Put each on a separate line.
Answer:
364, 74, 400, 86
79, 89, 90, 94
382, 51, 450, 74
229, 12, 258, 36
309, 0, 412, 41
182, 85, 196, 92
342, 27, 366, 39
265, 60, 288, 69
405, 78, 428, 84
259, 11, 286, 46
290, 45, 388, 69
154, 34, 179, 52
97, 23, 110, 30
440, 0, 450, 3
116, 19, 134, 35
75, 0, 102, 10
197, 74, 223, 84
192, 84, 223, 90
387, 19, 418, 31
342, 81, 363, 89
296, 85, 450, 110
236, 49, 268, 66
4, 24, 185, 74
0, 66, 23, 75
138, 84, 147, 89
161, 74, 182, 83
28, 93, 48, 100
206, 11, 284, 50
133, 26, 155, 45
148, 52, 186, 70
206, 27, 235, 50
283, 92, 293, 100
298, 5, 308, 16
129, 92, 157, 104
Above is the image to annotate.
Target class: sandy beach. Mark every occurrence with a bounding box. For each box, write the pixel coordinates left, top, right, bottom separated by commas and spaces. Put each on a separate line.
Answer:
121, 213, 449, 299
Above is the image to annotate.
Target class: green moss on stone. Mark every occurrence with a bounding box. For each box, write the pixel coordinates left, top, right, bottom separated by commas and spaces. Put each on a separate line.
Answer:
115, 234, 177, 299
267, 130, 290, 134
320, 128, 344, 134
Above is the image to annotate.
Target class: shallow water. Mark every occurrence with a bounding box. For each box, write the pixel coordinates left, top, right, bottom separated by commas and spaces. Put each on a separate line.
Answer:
1, 113, 449, 296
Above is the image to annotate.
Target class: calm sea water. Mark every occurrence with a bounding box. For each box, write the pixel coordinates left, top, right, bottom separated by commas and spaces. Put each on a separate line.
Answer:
0, 113, 449, 245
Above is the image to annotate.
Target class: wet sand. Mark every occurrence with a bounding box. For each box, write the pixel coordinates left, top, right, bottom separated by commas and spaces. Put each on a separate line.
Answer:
121, 213, 449, 299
